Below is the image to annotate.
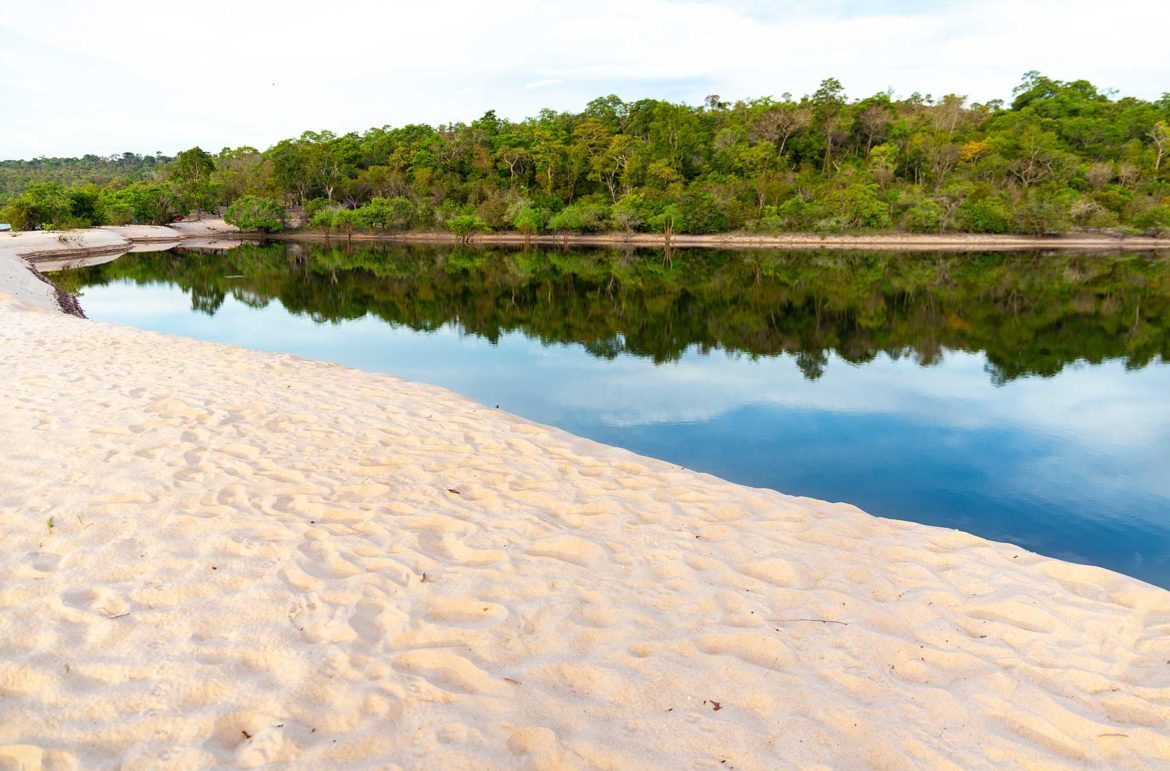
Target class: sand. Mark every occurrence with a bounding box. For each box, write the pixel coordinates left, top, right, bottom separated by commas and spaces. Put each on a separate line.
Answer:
167, 218, 241, 239
0, 237, 66, 313
0, 226, 248, 312
100, 225, 186, 243
0, 244, 1169, 769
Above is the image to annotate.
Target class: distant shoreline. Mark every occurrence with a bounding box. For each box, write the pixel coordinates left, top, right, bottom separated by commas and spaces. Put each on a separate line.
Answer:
265, 228, 1170, 252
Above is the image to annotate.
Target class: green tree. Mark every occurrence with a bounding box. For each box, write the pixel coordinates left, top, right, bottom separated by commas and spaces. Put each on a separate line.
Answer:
547, 202, 611, 232
332, 208, 360, 241
170, 146, 219, 213
358, 196, 414, 232
448, 213, 488, 242
224, 196, 285, 232
512, 206, 547, 239
811, 77, 847, 172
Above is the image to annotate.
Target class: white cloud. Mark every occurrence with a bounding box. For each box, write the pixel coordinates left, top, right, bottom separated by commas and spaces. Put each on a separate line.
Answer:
2, 0, 1168, 158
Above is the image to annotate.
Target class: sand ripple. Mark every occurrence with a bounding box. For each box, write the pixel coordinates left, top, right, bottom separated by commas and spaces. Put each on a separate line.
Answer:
0, 293, 1168, 768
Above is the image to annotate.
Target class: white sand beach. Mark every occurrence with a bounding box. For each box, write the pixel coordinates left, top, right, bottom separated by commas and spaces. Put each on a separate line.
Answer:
0, 240, 1169, 768
167, 218, 241, 239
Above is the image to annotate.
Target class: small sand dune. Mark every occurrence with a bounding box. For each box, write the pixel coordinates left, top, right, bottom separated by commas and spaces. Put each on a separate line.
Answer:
0, 289, 1168, 768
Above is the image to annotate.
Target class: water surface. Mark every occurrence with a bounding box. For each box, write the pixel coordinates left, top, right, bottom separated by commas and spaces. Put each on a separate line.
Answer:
51, 243, 1170, 587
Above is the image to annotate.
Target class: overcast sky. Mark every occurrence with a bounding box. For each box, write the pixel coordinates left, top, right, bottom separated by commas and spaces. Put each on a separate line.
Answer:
2, 0, 1168, 160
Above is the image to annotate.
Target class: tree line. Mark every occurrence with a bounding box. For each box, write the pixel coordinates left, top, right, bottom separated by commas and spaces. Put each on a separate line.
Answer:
5, 73, 1170, 236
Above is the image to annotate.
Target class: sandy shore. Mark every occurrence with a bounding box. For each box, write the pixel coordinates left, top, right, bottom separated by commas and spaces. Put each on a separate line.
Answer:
0, 222, 241, 313
1, 245, 1169, 768
270, 229, 1170, 251
167, 219, 243, 239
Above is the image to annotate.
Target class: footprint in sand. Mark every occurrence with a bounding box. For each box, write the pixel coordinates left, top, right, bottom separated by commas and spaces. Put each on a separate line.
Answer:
21, 551, 62, 576
393, 650, 502, 695
63, 587, 130, 618
527, 535, 607, 567
423, 598, 507, 629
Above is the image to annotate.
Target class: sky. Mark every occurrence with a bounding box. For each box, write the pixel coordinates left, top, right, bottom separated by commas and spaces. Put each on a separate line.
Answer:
2, 0, 1168, 159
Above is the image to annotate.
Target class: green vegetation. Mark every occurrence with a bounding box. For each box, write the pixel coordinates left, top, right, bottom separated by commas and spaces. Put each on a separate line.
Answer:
0, 153, 168, 198
6, 73, 1170, 236
52, 244, 1170, 383
447, 214, 489, 242
224, 196, 285, 233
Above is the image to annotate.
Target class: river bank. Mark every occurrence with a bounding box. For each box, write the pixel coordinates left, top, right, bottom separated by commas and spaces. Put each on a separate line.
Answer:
269, 228, 1170, 251
0, 221, 242, 313
1, 235, 1169, 767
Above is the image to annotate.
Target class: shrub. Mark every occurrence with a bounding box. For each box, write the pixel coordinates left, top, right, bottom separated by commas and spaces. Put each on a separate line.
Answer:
612, 193, 655, 232
358, 197, 414, 232
447, 214, 489, 242
303, 197, 331, 221
512, 206, 549, 236
1012, 196, 1069, 235
332, 208, 360, 239
309, 207, 335, 234
98, 183, 185, 225
747, 205, 785, 233
1132, 205, 1170, 235
903, 200, 946, 233
547, 202, 611, 232
954, 196, 1011, 233
821, 184, 890, 230
677, 189, 730, 234
774, 196, 821, 230
0, 200, 36, 230
224, 196, 285, 232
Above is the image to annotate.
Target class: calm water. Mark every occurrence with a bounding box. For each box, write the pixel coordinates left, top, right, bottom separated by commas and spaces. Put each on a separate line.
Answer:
51, 243, 1170, 588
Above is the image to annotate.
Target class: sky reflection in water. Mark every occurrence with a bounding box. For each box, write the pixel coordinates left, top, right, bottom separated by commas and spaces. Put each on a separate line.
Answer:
60, 248, 1170, 588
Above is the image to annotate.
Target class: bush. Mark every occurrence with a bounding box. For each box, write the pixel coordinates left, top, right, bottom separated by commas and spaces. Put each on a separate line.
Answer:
447, 214, 489, 242
2, 182, 73, 229
1132, 205, 1170, 235
821, 184, 890, 230
98, 183, 186, 225
547, 202, 611, 232
99, 199, 136, 226
303, 197, 331, 222
67, 187, 101, 226
224, 196, 285, 232
358, 197, 414, 232
1012, 197, 1068, 235
954, 196, 1011, 233
903, 200, 945, 233
747, 205, 785, 233
677, 189, 730, 234
0, 200, 36, 230
612, 193, 655, 232
332, 208, 360, 238
774, 196, 822, 230
309, 207, 336, 234
512, 206, 549, 236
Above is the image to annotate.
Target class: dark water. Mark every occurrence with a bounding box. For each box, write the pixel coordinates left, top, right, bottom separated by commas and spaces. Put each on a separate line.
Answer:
51, 242, 1170, 588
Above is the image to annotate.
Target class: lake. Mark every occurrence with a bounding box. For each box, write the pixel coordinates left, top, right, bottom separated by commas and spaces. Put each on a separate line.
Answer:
49, 242, 1170, 588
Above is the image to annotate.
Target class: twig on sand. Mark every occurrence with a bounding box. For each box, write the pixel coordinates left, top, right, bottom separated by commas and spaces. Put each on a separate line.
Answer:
774, 618, 848, 626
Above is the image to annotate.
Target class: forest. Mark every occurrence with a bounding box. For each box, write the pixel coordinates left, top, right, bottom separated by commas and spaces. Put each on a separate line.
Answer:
4, 73, 1169, 237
